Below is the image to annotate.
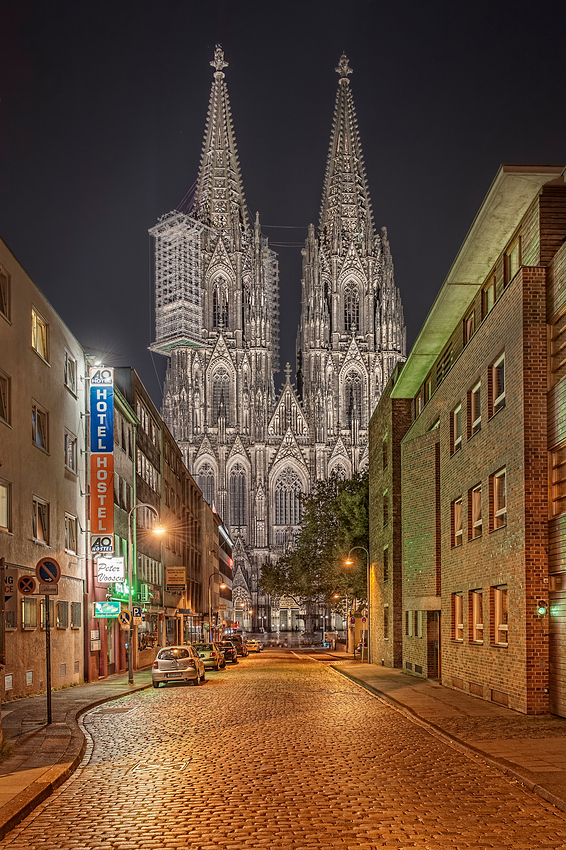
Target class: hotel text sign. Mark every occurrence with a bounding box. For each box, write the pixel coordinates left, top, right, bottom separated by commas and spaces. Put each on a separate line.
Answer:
90, 367, 114, 554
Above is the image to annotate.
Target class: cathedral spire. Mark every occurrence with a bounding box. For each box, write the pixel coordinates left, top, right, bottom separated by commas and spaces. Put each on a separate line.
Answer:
192, 45, 248, 234
318, 54, 374, 247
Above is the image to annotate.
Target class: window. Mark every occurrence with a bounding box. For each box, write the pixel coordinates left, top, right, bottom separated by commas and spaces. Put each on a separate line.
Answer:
22, 597, 38, 630
31, 307, 49, 360
212, 368, 230, 424
137, 451, 160, 492
451, 404, 462, 454
32, 401, 49, 451
383, 606, 389, 639
64, 351, 77, 394
229, 463, 247, 527
344, 283, 360, 332
469, 590, 483, 643
451, 497, 462, 547
468, 381, 481, 436
425, 378, 432, 403
383, 491, 389, 527
71, 601, 82, 629
32, 496, 49, 543
505, 239, 520, 285
551, 445, 566, 517
382, 436, 388, 471
415, 393, 422, 416
0, 265, 10, 320
490, 354, 505, 415
383, 547, 389, 582
344, 371, 362, 430
493, 585, 508, 645
469, 485, 482, 539
275, 467, 303, 526
5, 605, 17, 630
40, 598, 55, 629
64, 430, 77, 472
212, 279, 229, 329
65, 513, 78, 553
436, 345, 452, 387
0, 369, 10, 424
482, 276, 496, 318
56, 601, 69, 629
463, 310, 475, 345
452, 593, 463, 641
492, 468, 507, 530
405, 610, 412, 636
413, 611, 423, 638
550, 309, 566, 387
0, 480, 10, 533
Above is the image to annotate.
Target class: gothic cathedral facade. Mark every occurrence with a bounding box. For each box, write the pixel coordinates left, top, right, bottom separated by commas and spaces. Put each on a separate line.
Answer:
152, 48, 406, 629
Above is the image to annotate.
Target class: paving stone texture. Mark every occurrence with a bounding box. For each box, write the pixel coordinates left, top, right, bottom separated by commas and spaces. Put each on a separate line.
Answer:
2, 652, 566, 849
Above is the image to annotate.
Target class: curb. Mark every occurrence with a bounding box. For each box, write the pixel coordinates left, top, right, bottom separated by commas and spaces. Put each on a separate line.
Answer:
0, 681, 152, 841
331, 664, 566, 817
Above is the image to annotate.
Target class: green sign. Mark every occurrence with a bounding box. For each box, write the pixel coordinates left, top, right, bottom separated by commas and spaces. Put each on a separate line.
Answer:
94, 601, 121, 618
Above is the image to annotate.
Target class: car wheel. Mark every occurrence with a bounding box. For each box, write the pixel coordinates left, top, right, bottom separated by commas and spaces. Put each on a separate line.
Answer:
201, 670, 206, 683
152, 681, 160, 689
194, 671, 201, 686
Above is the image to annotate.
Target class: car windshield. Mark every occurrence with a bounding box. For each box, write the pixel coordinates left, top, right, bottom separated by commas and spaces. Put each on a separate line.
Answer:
194, 644, 213, 651
158, 648, 191, 660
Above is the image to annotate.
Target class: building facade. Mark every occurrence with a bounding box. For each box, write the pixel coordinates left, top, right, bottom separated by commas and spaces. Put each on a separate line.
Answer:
369, 164, 566, 715
0, 236, 87, 700
154, 48, 405, 626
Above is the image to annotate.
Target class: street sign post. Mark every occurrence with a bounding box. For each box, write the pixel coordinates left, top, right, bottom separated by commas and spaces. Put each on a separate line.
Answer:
132, 605, 142, 625
18, 576, 37, 595
118, 610, 132, 630
35, 557, 60, 725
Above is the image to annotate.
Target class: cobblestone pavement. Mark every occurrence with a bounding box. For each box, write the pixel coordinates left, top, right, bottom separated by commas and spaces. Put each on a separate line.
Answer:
2, 652, 566, 849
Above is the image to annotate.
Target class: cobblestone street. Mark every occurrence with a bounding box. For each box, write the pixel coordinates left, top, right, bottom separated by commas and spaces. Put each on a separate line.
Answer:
2, 651, 566, 849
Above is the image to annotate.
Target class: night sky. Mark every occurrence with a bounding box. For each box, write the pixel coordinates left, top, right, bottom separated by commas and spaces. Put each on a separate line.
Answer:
2, 0, 566, 407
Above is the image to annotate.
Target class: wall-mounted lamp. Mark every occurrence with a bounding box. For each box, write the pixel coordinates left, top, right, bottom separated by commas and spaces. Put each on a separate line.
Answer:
537, 601, 548, 618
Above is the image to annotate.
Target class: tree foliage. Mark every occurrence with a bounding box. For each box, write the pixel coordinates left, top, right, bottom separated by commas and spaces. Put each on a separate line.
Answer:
260, 471, 369, 606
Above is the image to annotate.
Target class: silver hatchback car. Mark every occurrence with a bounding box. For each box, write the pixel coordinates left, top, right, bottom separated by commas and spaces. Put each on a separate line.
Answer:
152, 645, 206, 688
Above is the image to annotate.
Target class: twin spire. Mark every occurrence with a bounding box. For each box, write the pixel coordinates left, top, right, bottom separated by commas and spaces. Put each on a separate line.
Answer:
193, 47, 374, 246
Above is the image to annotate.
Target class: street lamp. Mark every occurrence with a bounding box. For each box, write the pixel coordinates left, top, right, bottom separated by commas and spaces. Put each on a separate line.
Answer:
127, 502, 165, 685
345, 546, 370, 664
208, 572, 227, 641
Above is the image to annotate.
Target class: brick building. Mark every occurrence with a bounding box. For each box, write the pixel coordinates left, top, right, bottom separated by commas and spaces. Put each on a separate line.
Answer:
369, 164, 566, 715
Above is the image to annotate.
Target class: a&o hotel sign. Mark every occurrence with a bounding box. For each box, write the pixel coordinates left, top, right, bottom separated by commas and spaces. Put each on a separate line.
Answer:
89, 367, 114, 554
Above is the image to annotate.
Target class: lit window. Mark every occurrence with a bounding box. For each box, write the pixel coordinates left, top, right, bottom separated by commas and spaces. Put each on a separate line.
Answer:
65, 514, 78, 553
463, 310, 475, 345
64, 352, 77, 394
32, 402, 49, 451
551, 445, 566, 517
31, 307, 49, 361
482, 276, 496, 318
491, 354, 505, 415
469, 382, 481, 436
452, 497, 462, 547
506, 239, 520, 285
32, 496, 49, 543
0, 266, 10, 320
71, 601, 82, 629
493, 469, 507, 529
22, 597, 38, 630
493, 585, 508, 645
56, 601, 69, 629
64, 431, 77, 473
0, 480, 10, 532
451, 404, 462, 453
0, 370, 10, 424
469, 485, 482, 539
416, 394, 422, 416
470, 590, 483, 643
453, 593, 463, 641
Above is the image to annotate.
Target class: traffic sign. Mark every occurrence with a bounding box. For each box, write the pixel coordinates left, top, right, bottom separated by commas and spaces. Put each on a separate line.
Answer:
132, 605, 142, 625
18, 576, 37, 595
118, 610, 132, 630
36, 558, 61, 585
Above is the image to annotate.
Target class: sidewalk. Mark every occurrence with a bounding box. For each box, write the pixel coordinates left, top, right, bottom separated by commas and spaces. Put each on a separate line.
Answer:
332, 657, 566, 813
0, 670, 152, 839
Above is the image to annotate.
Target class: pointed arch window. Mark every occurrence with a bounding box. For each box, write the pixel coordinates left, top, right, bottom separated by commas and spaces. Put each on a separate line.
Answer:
197, 463, 215, 507
229, 463, 247, 527
344, 283, 360, 333
213, 278, 229, 330
275, 467, 303, 526
331, 464, 347, 481
344, 370, 362, 429
212, 367, 230, 424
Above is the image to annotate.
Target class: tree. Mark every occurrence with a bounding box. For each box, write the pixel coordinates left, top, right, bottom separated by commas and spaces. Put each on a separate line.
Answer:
260, 471, 369, 610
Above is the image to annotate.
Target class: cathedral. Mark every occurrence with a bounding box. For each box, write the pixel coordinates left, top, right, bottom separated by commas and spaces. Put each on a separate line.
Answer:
151, 47, 406, 630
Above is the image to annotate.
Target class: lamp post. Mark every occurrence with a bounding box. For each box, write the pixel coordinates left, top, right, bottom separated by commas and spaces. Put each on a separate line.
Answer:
127, 502, 164, 685
345, 546, 371, 664
208, 572, 227, 641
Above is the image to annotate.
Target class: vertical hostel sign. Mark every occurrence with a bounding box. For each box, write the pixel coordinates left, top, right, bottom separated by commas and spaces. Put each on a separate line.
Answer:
90, 367, 114, 554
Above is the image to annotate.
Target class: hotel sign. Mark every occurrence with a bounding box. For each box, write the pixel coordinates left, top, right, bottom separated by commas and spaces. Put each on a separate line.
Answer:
90, 367, 114, 554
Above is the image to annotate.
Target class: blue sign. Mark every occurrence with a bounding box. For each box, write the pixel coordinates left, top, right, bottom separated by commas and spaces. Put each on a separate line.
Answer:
36, 557, 61, 585
132, 605, 142, 619
89, 367, 114, 453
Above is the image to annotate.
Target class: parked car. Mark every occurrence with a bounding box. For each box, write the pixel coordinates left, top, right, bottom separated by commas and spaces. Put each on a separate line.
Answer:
246, 639, 262, 653
193, 642, 226, 670
152, 645, 205, 688
217, 640, 238, 664
226, 634, 248, 656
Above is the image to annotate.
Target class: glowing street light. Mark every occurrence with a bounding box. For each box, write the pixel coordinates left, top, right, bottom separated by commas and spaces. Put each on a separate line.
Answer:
345, 546, 370, 663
